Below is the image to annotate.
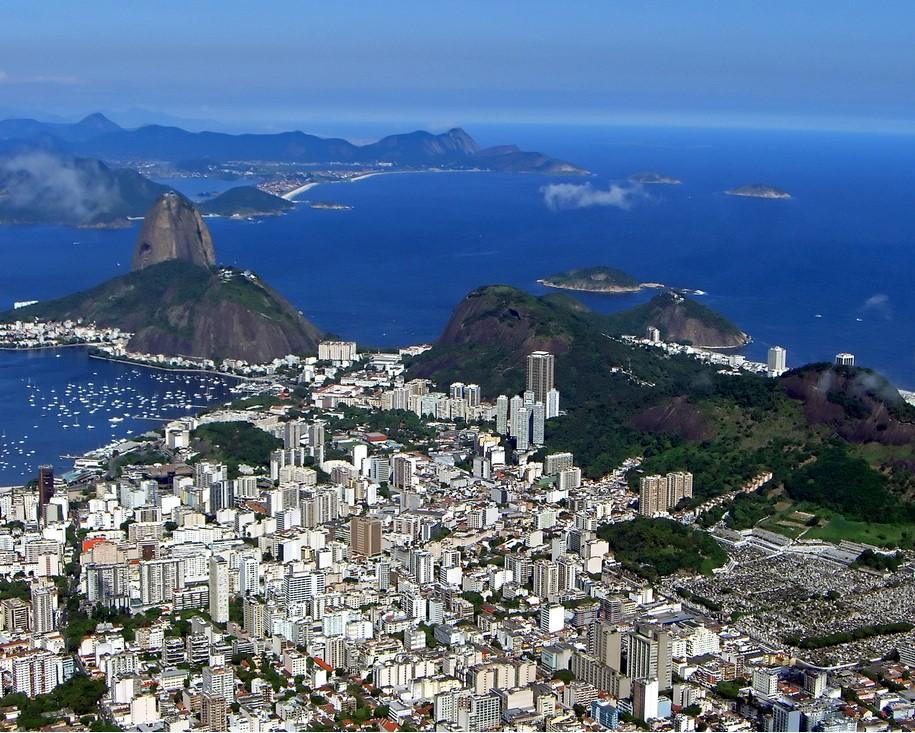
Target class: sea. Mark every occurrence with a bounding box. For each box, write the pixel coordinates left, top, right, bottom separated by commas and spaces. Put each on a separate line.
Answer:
0, 124, 913, 484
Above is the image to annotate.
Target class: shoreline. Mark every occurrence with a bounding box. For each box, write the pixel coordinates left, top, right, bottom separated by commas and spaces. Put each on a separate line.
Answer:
87, 352, 257, 381
0, 341, 109, 352
537, 279, 666, 294
283, 167, 487, 201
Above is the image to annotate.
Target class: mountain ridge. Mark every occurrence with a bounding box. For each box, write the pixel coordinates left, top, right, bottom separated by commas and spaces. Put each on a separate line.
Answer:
0, 113, 586, 174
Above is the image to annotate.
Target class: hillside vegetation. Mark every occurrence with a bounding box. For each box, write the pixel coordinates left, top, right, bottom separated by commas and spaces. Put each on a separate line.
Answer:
411, 285, 915, 546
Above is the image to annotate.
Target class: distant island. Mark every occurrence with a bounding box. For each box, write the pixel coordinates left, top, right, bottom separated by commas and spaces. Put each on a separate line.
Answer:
538, 266, 664, 294
308, 202, 353, 211
724, 184, 791, 199
629, 171, 682, 185
198, 186, 294, 218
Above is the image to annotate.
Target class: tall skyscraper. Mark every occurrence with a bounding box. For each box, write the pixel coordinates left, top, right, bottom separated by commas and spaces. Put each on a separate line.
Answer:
37, 465, 54, 525
639, 475, 666, 517
140, 558, 186, 606
512, 405, 530, 451
495, 395, 509, 434
527, 351, 555, 405
201, 693, 228, 732
283, 420, 302, 450
666, 472, 693, 508
531, 402, 546, 446
238, 556, 260, 596
465, 384, 481, 407
628, 625, 673, 689
350, 516, 382, 557
767, 346, 787, 377
30, 578, 58, 634
632, 678, 660, 722
546, 387, 560, 419
209, 556, 229, 624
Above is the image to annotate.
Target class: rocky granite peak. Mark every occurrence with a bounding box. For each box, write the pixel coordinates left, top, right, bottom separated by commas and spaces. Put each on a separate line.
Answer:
132, 192, 216, 271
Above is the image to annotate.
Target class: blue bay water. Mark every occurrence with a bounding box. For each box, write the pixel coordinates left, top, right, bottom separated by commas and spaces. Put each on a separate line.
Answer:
0, 348, 236, 485
0, 125, 913, 482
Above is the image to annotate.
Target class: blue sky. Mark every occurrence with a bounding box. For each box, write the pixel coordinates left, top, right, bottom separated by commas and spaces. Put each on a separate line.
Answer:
1, 1, 913, 134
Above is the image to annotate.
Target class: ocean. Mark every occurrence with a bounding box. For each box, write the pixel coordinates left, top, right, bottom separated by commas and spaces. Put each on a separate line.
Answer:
0, 124, 913, 482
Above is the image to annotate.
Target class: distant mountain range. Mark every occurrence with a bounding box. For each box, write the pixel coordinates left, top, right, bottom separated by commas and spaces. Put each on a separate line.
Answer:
0, 113, 586, 174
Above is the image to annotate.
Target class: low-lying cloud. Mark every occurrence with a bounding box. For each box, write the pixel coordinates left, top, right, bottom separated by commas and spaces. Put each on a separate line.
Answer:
861, 293, 892, 320
0, 151, 118, 223
541, 181, 645, 211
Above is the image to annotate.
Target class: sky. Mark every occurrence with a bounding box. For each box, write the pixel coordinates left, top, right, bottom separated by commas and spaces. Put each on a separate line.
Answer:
1, 1, 914, 135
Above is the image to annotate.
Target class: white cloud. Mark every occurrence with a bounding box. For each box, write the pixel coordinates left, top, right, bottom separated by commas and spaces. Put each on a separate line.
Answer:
541, 181, 645, 211
861, 293, 892, 319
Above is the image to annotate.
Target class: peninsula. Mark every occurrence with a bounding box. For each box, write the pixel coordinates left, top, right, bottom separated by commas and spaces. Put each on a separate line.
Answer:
538, 266, 663, 294
725, 183, 792, 199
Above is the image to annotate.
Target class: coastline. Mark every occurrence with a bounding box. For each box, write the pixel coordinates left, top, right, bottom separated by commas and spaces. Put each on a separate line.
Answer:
0, 341, 108, 352
284, 167, 486, 201
87, 352, 256, 381
537, 278, 664, 294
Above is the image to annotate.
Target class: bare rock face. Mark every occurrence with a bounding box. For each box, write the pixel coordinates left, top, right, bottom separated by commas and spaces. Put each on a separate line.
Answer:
132, 192, 215, 271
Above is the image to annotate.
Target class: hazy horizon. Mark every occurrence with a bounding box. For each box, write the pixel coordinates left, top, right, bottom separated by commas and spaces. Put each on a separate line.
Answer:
2, 1, 914, 136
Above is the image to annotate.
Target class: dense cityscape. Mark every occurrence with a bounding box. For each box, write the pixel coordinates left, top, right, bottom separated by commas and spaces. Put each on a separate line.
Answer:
3, 4, 915, 732
1, 334, 913, 732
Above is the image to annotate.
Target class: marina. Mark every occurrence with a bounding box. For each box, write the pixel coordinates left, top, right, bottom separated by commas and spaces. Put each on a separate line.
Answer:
0, 346, 237, 484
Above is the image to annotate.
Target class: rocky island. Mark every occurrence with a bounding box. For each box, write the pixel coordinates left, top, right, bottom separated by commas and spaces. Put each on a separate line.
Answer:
725, 184, 792, 199
538, 266, 662, 294
198, 185, 294, 218
628, 171, 682, 185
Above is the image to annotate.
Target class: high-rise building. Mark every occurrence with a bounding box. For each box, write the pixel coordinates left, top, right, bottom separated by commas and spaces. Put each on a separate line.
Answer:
202, 666, 236, 703
510, 399, 530, 452
243, 597, 265, 637
767, 346, 787, 377
283, 571, 325, 604
283, 420, 302, 450
350, 516, 382, 557
495, 395, 509, 434
13, 650, 57, 696
84, 563, 130, 608
532, 560, 559, 601
544, 452, 575, 474
391, 454, 417, 489
37, 465, 54, 525
449, 382, 465, 400
640, 472, 693, 515
410, 550, 434, 584
140, 558, 186, 606
30, 579, 57, 634
209, 556, 229, 624
530, 402, 546, 446
527, 351, 555, 405
318, 340, 357, 363
465, 384, 481, 407
639, 475, 666, 517
201, 693, 228, 732
666, 472, 694, 509
628, 625, 673, 689
546, 387, 561, 419
238, 556, 259, 596
632, 678, 660, 722
540, 604, 565, 633
835, 352, 855, 367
